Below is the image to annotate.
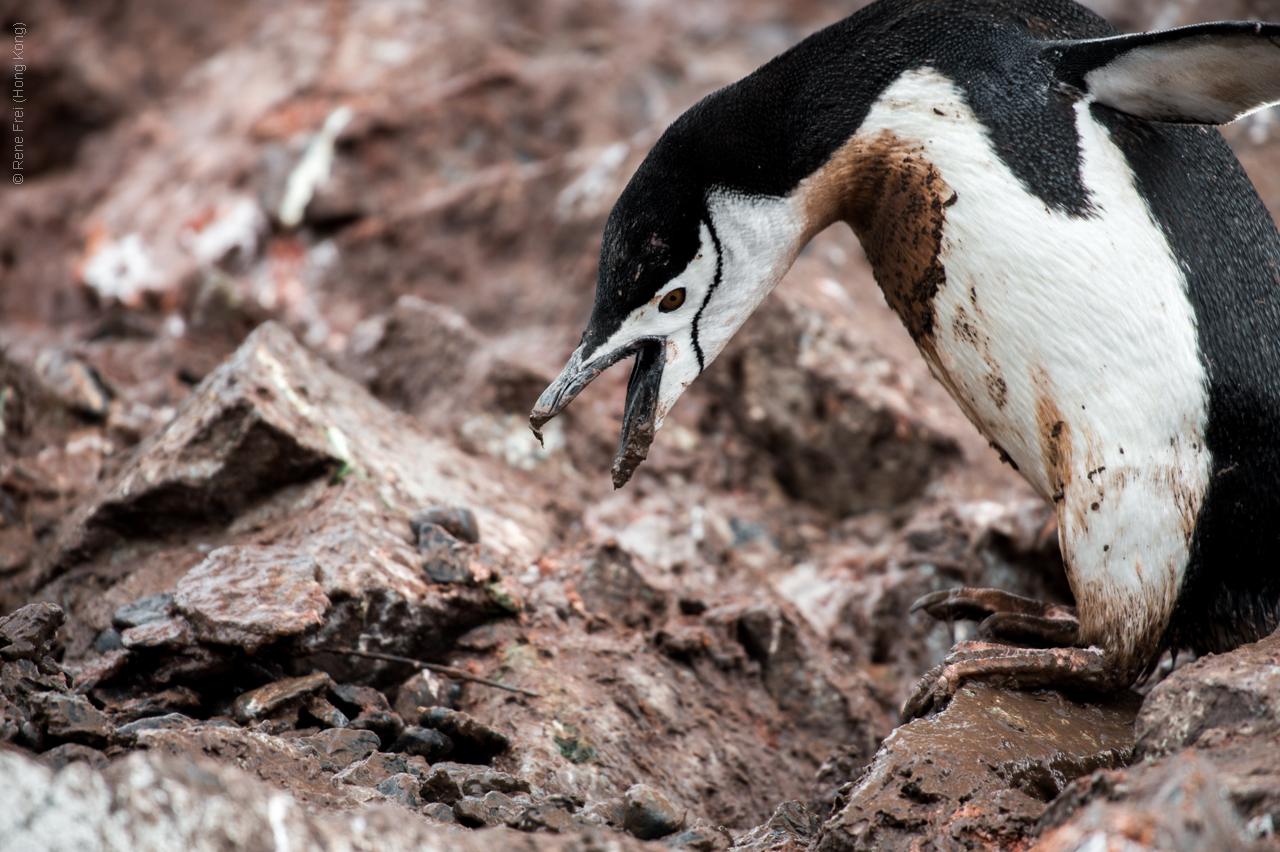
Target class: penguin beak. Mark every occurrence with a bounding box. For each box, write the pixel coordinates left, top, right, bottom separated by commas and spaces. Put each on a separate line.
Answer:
530, 338, 666, 488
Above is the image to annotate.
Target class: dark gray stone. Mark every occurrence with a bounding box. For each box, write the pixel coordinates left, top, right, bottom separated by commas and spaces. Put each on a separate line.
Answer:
623, 784, 686, 840
393, 726, 453, 762
93, 629, 125, 654
419, 706, 509, 763
417, 526, 474, 585
411, 506, 480, 544
112, 593, 175, 629
376, 772, 424, 808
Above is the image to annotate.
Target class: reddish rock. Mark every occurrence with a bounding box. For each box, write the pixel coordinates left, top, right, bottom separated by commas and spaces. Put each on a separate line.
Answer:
817, 686, 1140, 852
0, 603, 66, 662
232, 672, 334, 724
174, 545, 330, 652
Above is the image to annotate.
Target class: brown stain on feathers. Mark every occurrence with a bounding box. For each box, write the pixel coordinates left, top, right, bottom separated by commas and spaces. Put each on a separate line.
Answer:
1036, 390, 1072, 506
801, 130, 953, 351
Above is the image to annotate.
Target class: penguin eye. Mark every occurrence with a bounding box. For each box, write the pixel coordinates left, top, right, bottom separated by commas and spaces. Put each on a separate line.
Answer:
659, 288, 687, 312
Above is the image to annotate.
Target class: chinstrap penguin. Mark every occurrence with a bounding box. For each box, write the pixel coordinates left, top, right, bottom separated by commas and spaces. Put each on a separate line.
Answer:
530, 0, 1280, 717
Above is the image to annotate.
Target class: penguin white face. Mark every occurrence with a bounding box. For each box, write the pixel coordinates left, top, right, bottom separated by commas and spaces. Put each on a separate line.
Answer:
531, 189, 805, 487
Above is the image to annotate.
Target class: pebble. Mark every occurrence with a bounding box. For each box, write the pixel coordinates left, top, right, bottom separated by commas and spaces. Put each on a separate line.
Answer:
120, 617, 194, 650
417, 526, 474, 585
297, 728, 381, 772
115, 713, 195, 740
92, 629, 125, 654
349, 709, 404, 743
112, 593, 174, 629
420, 762, 531, 805
411, 506, 480, 544
421, 801, 458, 823
453, 791, 525, 828
333, 752, 421, 788
623, 784, 687, 840
418, 706, 509, 762
0, 603, 65, 662
38, 743, 109, 772
32, 692, 114, 747
232, 672, 334, 724
392, 726, 453, 762
376, 773, 425, 808
303, 695, 349, 729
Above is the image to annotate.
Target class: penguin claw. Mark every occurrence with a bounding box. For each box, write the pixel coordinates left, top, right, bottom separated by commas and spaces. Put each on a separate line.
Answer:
911, 587, 1077, 622
901, 641, 1123, 721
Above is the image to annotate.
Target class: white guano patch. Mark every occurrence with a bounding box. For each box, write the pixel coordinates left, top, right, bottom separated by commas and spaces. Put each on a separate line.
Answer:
860, 68, 1211, 665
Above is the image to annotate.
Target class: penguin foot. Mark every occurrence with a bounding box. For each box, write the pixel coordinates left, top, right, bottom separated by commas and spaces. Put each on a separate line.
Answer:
911, 587, 1079, 648
901, 641, 1124, 721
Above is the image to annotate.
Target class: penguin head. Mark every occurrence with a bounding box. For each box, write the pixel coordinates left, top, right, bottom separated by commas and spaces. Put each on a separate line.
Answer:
530, 122, 808, 487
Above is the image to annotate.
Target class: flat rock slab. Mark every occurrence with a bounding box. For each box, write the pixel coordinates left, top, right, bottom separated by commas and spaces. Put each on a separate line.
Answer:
174, 545, 330, 652
817, 685, 1141, 852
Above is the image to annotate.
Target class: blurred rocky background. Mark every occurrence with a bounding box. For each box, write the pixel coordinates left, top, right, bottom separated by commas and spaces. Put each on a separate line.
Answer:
1, 0, 1278, 850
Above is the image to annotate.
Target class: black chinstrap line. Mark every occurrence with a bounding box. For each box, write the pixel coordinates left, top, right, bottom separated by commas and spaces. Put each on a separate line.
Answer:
691, 219, 723, 373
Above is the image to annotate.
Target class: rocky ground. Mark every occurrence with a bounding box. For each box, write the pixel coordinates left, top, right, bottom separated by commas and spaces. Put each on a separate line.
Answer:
2, 0, 1280, 850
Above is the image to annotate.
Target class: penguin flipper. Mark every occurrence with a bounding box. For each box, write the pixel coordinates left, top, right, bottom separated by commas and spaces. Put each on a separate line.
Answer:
1046, 21, 1280, 124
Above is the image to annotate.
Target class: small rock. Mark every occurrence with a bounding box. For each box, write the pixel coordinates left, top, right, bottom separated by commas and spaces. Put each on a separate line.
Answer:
36, 354, 110, 419
94, 685, 200, 722
376, 772, 425, 808
350, 709, 404, 743
302, 695, 349, 729
92, 629, 125, 654
418, 526, 474, 585
578, 797, 625, 827
2, 658, 70, 696
732, 801, 818, 852
112, 593, 175, 629
333, 752, 413, 788
32, 692, 113, 747
69, 648, 130, 695
507, 802, 576, 833
331, 683, 393, 714
664, 819, 733, 851
0, 602, 66, 662
120, 617, 195, 649
232, 672, 334, 724
392, 726, 453, 762
174, 546, 330, 653
297, 727, 381, 771
623, 784, 687, 840
576, 544, 670, 630
454, 791, 526, 828
419, 706, 509, 763
38, 743, 109, 772
115, 713, 195, 740
419, 762, 531, 805
411, 506, 480, 544
421, 801, 458, 824
392, 669, 455, 719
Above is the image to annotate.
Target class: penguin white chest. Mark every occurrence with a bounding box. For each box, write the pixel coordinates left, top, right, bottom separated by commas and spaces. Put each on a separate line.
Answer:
850, 68, 1213, 661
